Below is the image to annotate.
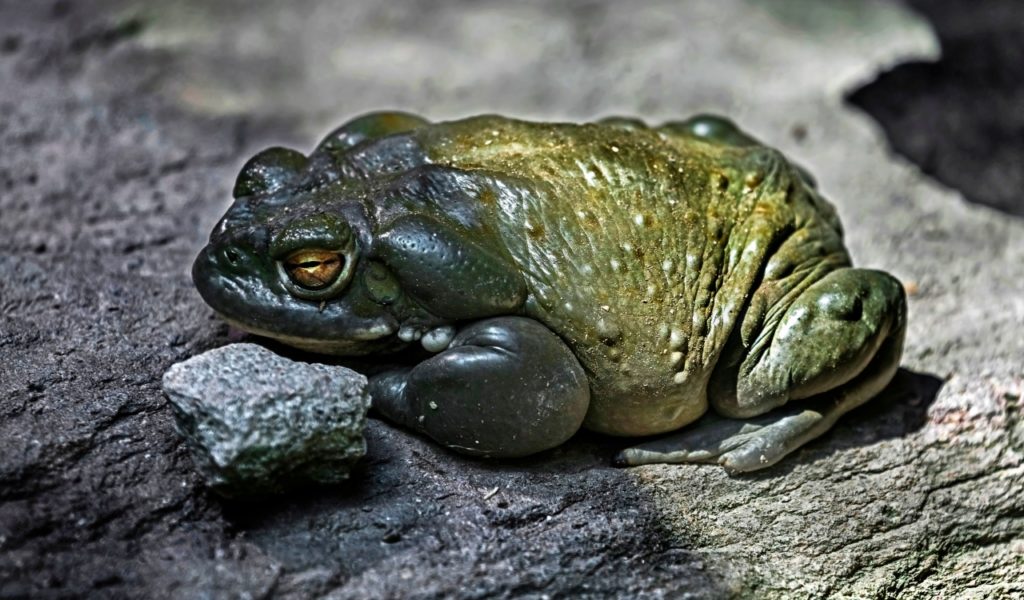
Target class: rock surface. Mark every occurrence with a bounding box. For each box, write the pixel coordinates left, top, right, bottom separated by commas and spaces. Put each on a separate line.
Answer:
162, 343, 370, 498
1, 1, 1022, 598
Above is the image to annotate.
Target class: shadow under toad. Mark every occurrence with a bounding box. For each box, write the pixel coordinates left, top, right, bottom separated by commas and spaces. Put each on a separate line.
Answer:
210, 330, 938, 596
255, 334, 944, 479
221, 338, 726, 595
710, 367, 944, 481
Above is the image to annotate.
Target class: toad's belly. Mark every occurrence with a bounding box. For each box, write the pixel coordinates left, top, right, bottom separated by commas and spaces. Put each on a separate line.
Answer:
494, 156, 763, 436
521, 288, 718, 436
507, 179, 745, 436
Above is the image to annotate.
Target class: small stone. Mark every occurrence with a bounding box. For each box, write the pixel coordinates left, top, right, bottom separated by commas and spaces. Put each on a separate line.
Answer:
161, 343, 370, 498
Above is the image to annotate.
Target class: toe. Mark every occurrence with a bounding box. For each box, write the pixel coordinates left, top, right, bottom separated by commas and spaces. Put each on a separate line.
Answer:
719, 438, 785, 473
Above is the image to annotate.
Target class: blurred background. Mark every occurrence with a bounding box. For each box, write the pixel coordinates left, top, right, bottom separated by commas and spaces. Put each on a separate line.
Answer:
80, 0, 1024, 217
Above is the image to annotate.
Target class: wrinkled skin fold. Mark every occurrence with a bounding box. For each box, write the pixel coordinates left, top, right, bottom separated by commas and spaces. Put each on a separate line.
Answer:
193, 111, 906, 472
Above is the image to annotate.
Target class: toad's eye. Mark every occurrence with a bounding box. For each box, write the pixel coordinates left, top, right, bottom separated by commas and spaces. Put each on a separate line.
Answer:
284, 250, 344, 290
272, 215, 358, 301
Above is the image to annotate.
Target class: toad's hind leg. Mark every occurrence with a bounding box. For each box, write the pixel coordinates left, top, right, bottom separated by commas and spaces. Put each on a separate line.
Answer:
617, 268, 906, 472
370, 317, 591, 458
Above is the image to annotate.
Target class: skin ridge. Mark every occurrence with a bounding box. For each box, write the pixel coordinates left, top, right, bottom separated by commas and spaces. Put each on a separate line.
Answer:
411, 116, 848, 435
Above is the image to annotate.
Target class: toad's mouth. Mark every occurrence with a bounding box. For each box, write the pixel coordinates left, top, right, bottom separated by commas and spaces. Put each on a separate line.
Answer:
192, 245, 402, 356
215, 313, 397, 355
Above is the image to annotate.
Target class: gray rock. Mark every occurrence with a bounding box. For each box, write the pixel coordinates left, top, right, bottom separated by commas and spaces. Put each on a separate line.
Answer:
162, 343, 369, 497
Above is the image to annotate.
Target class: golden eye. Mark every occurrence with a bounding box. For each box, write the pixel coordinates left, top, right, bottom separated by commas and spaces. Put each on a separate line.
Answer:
284, 249, 344, 290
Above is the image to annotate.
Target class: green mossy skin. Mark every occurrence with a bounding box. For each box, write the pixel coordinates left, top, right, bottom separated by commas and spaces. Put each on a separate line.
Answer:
194, 111, 906, 451
411, 115, 857, 436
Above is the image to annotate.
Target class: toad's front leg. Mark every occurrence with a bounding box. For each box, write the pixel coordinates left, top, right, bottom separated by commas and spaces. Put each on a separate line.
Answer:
370, 317, 590, 458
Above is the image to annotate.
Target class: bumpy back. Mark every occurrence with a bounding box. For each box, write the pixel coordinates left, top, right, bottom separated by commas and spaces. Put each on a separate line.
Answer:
412, 117, 812, 434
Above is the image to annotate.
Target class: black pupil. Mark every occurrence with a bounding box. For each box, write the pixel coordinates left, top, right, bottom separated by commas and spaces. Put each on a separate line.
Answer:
293, 257, 340, 269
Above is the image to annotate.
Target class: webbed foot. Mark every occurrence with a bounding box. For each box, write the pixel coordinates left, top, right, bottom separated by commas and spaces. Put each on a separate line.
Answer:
614, 408, 826, 472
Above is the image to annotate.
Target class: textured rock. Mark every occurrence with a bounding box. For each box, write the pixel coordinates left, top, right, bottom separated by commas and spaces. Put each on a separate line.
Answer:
1, 1, 1022, 598
162, 343, 370, 497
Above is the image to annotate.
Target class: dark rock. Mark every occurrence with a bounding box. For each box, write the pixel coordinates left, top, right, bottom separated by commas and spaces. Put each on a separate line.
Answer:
162, 343, 370, 498
848, 0, 1024, 217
